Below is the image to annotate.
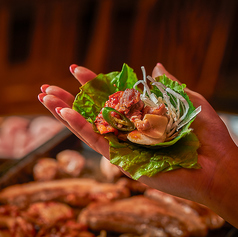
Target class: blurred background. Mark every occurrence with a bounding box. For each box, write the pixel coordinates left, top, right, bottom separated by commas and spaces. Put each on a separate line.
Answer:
0, 0, 238, 116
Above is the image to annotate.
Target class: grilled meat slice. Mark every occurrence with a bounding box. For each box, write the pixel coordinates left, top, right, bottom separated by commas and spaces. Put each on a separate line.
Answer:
116, 177, 148, 194
78, 195, 189, 237
0, 116, 63, 159
145, 189, 225, 235
33, 158, 59, 181
0, 178, 130, 209
0, 203, 94, 237
117, 89, 143, 117
23, 202, 74, 226
0, 205, 35, 237
100, 156, 123, 182
36, 220, 95, 237
33, 150, 86, 181
56, 150, 86, 177
95, 89, 143, 134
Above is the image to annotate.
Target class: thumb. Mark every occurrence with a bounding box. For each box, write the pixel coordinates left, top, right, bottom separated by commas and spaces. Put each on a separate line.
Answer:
152, 63, 181, 84
70, 65, 97, 85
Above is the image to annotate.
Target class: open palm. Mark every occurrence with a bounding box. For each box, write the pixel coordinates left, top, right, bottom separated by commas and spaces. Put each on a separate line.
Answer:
38, 63, 238, 227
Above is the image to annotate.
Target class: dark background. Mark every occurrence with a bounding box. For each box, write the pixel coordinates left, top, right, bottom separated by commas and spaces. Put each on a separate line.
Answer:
0, 0, 237, 115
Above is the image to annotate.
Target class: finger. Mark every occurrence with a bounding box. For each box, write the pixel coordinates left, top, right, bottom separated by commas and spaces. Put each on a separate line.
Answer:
152, 63, 182, 84
38, 93, 71, 125
41, 85, 75, 106
58, 107, 110, 158
69, 64, 97, 85
38, 93, 90, 145
54, 107, 93, 147
152, 63, 199, 98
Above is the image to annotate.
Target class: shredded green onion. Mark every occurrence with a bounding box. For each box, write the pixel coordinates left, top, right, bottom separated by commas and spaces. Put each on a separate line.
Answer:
133, 66, 201, 138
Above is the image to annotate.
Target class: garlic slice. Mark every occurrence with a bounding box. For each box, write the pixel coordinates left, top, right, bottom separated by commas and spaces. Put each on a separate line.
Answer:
128, 115, 168, 145
139, 114, 168, 139
127, 130, 166, 145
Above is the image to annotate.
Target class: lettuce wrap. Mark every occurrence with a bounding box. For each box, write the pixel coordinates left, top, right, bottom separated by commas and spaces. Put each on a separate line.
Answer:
73, 64, 201, 180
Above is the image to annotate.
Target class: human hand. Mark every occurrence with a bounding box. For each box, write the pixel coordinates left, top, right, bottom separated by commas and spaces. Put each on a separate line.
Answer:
150, 64, 238, 228
38, 63, 238, 227
38, 65, 110, 158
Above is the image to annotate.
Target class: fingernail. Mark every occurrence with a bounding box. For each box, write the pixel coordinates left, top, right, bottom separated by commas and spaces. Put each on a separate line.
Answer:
69, 64, 78, 74
55, 107, 63, 115
41, 84, 50, 93
38, 93, 46, 103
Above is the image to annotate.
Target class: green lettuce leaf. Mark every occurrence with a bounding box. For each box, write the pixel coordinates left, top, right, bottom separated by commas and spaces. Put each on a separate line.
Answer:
73, 64, 138, 123
106, 132, 200, 180
73, 63, 201, 180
